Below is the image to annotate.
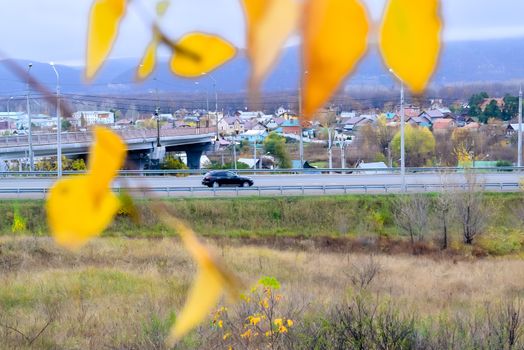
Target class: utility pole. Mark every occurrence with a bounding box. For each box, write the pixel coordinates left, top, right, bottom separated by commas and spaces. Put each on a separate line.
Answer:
26, 64, 33, 171
202, 72, 219, 141
340, 141, 346, 169
253, 136, 257, 171
298, 87, 304, 169
51, 62, 62, 177
518, 86, 522, 167
233, 130, 238, 170
389, 68, 406, 192
328, 127, 333, 170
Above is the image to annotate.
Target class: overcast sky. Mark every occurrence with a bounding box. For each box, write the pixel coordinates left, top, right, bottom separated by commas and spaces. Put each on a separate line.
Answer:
2, 0, 524, 65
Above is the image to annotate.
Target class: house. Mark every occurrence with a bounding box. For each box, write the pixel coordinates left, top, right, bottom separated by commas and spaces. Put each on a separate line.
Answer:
239, 129, 267, 143
0, 119, 16, 132
419, 109, 445, 123
236, 111, 266, 120
432, 118, 456, 131
238, 156, 276, 169
410, 115, 432, 128
463, 122, 481, 130
275, 106, 291, 117
223, 117, 245, 135
506, 123, 524, 136
340, 111, 357, 119
340, 116, 371, 132
217, 118, 230, 134
72, 111, 115, 127
277, 119, 301, 135
480, 98, 505, 112
404, 106, 421, 118
357, 161, 388, 175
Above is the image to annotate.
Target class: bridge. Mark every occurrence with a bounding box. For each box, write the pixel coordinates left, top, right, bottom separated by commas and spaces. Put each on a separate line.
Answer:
0, 127, 216, 169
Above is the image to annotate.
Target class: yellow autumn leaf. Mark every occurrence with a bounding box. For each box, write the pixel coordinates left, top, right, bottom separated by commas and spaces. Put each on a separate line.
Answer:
87, 127, 127, 197
302, 0, 369, 119
86, 0, 127, 80
243, 0, 301, 90
380, 0, 442, 94
46, 127, 126, 250
170, 33, 236, 77
156, 0, 170, 17
158, 214, 242, 346
169, 267, 223, 344
137, 30, 161, 81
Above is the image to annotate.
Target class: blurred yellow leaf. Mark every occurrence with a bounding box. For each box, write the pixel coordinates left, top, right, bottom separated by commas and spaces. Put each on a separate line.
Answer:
302, 0, 369, 119
159, 215, 242, 346
47, 127, 126, 250
170, 267, 223, 343
86, 0, 127, 80
137, 30, 160, 81
380, 0, 442, 94
170, 33, 236, 77
87, 127, 127, 199
156, 0, 170, 17
243, 0, 301, 90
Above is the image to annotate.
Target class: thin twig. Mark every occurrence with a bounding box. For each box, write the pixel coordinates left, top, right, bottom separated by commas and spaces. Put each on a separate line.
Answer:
0, 50, 73, 118
28, 319, 52, 346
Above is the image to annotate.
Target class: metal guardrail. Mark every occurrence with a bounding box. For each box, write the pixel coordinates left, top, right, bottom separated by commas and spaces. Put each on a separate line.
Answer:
0, 182, 520, 198
0, 166, 523, 177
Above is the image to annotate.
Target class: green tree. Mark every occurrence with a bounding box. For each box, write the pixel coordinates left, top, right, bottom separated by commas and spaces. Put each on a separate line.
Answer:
391, 124, 435, 167
502, 94, 519, 121
161, 154, 189, 170
263, 132, 291, 168
481, 100, 502, 122
467, 92, 489, 117
62, 119, 72, 131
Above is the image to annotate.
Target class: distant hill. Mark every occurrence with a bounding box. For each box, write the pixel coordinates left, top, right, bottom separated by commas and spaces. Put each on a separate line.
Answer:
1, 38, 524, 97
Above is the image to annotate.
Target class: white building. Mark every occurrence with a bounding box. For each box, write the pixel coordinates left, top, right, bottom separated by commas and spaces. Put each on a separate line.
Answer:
72, 111, 115, 126
357, 161, 388, 175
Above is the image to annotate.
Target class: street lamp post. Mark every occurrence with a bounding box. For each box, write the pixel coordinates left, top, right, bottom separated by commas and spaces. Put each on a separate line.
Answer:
7, 96, 13, 114
155, 107, 161, 147
202, 72, 219, 140
298, 71, 308, 169
253, 135, 257, 172
518, 86, 522, 167
389, 69, 406, 192
50, 62, 62, 177
26, 64, 33, 171
233, 128, 239, 170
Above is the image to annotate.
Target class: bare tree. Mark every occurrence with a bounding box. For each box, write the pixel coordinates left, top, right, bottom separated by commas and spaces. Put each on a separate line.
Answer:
434, 175, 456, 249
454, 172, 487, 244
393, 194, 430, 252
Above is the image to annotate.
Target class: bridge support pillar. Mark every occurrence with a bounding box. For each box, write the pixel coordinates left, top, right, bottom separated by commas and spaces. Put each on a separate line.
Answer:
186, 148, 203, 169
0, 158, 6, 172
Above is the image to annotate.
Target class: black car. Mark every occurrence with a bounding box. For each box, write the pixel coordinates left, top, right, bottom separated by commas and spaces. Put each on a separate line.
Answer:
202, 171, 254, 188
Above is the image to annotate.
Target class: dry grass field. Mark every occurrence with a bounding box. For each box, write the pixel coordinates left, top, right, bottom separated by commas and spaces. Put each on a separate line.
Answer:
0, 236, 523, 349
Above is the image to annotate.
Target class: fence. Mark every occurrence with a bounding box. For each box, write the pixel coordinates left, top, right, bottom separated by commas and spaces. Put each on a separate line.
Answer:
0, 166, 523, 178
0, 182, 520, 199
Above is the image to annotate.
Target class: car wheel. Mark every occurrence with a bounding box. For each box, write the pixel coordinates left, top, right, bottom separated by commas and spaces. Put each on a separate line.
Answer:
212, 181, 220, 188
242, 181, 250, 187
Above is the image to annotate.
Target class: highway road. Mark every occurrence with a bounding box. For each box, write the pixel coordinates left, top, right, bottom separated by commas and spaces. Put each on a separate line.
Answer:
0, 172, 521, 193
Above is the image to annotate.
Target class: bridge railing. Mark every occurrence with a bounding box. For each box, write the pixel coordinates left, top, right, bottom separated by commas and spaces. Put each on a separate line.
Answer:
0, 127, 215, 147
0, 166, 523, 177
0, 182, 520, 199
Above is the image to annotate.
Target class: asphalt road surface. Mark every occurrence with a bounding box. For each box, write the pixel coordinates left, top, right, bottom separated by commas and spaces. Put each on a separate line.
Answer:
0, 172, 521, 194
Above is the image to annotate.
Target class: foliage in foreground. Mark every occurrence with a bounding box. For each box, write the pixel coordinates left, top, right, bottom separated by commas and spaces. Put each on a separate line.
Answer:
3, 193, 524, 256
